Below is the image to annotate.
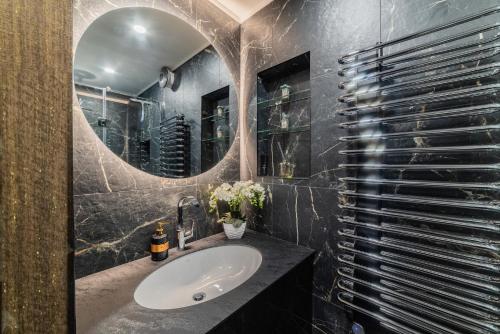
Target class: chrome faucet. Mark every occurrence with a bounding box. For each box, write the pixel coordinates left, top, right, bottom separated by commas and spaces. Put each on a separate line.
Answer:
176, 196, 200, 250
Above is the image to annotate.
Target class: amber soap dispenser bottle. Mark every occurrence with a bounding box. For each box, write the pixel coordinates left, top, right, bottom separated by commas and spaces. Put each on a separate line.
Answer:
151, 222, 169, 261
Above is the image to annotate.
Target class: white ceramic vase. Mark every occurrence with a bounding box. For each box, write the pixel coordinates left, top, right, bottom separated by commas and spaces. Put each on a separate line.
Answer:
223, 222, 246, 239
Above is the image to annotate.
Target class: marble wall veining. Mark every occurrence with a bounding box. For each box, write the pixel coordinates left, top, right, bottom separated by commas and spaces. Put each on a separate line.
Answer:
240, 0, 499, 333
241, 1, 380, 332
73, 0, 240, 279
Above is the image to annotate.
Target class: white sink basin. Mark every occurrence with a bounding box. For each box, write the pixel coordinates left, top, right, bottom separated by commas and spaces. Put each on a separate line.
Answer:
134, 245, 262, 310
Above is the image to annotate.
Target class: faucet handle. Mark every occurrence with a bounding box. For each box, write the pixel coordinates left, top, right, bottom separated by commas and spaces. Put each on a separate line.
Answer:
185, 219, 196, 240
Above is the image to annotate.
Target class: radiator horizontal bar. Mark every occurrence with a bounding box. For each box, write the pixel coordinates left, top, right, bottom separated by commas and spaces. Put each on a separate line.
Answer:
338, 242, 499, 290
337, 264, 500, 314
339, 272, 500, 329
338, 279, 498, 333
380, 292, 497, 334
339, 177, 499, 190
383, 264, 500, 303
160, 150, 185, 154
339, 145, 500, 155
339, 124, 500, 142
339, 217, 500, 251
339, 23, 500, 75
338, 6, 500, 64
159, 145, 185, 149
340, 205, 500, 232
160, 134, 187, 140
339, 163, 500, 170
337, 84, 500, 115
339, 255, 499, 304
339, 190, 500, 211
159, 163, 184, 167
340, 246, 500, 285
338, 283, 462, 334
338, 231, 500, 269
380, 250, 500, 284
159, 169, 185, 173
160, 156, 185, 159
161, 114, 184, 121
339, 104, 500, 128
337, 292, 421, 334
340, 41, 500, 90
338, 63, 500, 103
379, 279, 500, 322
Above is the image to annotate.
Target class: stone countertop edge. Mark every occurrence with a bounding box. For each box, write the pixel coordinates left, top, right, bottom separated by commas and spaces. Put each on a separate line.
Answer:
76, 230, 315, 334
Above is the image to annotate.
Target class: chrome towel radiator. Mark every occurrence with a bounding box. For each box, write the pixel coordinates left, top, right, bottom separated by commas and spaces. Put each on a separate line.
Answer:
336, 6, 500, 334
160, 114, 190, 178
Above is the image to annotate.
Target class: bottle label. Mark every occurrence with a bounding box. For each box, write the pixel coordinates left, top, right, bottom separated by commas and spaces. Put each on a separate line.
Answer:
151, 242, 169, 253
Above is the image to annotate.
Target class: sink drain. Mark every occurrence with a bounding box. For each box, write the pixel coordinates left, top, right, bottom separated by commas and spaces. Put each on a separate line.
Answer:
192, 292, 206, 302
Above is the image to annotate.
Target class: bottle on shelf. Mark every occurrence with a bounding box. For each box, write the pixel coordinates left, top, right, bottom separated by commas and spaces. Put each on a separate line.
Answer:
279, 158, 296, 179
216, 105, 225, 117
280, 112, 289, 130
280, 84, 292, 103
216, 125, 224, 139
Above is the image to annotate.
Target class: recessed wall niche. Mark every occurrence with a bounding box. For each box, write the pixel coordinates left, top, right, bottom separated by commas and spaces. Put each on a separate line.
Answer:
257, 52, 311, 179
201, 86, 230, 172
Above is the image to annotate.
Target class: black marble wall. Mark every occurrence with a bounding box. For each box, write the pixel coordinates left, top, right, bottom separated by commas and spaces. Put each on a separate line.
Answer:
241, 1, 499, 333
139, 45, 237, 176
73, 0, 240, 279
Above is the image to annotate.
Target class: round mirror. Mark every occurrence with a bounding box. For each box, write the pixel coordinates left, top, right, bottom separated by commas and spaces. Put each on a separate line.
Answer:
74, 7, 237, 178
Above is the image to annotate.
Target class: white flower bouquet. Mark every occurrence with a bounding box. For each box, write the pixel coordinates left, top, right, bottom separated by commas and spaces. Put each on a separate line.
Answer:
209, 181, 266, 227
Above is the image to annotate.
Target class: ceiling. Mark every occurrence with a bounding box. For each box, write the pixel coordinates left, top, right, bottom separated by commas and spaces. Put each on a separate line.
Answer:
208, 0, 273, 23
74, 7, 210, 96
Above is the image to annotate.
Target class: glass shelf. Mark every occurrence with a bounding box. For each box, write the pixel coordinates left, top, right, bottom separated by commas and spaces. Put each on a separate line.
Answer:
257, 125, 310, 136
202, 136, 230, 143
257, 89, 311, 109
276, 176, 310, 180
256, 52, 311, 179
201, 109, 229, 121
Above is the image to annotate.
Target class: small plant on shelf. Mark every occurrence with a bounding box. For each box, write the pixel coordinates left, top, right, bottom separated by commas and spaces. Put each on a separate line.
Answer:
209, 181, 266, 239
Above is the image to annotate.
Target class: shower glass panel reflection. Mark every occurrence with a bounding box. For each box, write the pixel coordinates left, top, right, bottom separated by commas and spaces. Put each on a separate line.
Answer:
75, 84, 160, 173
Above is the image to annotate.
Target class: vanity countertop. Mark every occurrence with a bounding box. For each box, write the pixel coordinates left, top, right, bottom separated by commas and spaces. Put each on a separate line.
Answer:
76, 230, 315, 334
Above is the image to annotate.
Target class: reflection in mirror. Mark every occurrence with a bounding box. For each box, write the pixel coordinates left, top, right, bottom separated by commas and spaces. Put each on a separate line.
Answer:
74, 7, 237, 178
